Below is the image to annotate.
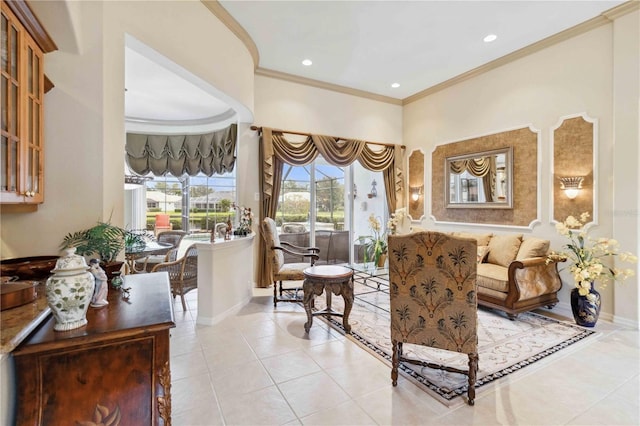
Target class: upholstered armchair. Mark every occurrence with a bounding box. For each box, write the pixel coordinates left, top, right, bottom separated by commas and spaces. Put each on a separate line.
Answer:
261, 218, 319, 307
151, 244, 198, 310
388, 231, 479, 405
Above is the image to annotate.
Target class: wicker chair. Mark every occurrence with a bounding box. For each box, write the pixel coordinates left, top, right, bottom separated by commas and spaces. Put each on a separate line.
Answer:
151, 244, 198, 310
388, 231, 479, 405
262, 218, 319, 307
135, 230, 187, 273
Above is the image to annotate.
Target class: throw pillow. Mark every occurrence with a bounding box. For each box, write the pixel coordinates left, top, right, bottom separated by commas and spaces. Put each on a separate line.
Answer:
516, 237, 550, 260
487, 234, 523, 267
453, 232, 493, 246
477, 245, 490, 264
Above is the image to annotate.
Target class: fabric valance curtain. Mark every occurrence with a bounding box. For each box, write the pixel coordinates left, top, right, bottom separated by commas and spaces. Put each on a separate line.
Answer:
258, 127, 405, 287
125, 124, 237, 177
449, 156, 496, 202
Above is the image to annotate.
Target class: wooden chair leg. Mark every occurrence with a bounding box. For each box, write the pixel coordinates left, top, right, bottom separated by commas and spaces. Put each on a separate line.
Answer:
391, 339, 399, 386
467, 352, 478, 406
273, 281, 278, 307
180, 292, 187, 311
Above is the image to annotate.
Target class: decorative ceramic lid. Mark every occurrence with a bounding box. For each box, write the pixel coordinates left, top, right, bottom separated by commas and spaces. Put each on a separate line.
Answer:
51, 248, 89, 274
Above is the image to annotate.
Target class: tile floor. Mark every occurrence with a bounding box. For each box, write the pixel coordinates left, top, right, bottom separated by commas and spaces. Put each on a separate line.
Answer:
170, 288, 639, 425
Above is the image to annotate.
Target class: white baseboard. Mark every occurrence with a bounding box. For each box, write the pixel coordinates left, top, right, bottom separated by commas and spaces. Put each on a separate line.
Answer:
196, 295, 252, 326
612, 315, 640, 330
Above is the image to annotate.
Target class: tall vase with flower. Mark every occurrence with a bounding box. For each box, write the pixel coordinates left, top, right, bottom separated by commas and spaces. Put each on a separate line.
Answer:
549, 212, 637, 327
357, 214, 390, 268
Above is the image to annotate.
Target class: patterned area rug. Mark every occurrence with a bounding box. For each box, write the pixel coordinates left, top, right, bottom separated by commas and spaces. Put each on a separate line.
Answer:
310, 274, 597, 406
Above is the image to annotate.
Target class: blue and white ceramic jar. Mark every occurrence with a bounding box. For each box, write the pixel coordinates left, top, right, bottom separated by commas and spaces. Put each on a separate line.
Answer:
46, 248, 95, 331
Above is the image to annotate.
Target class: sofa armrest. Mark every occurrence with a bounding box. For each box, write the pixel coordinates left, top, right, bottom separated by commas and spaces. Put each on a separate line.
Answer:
507, 256, 565, 303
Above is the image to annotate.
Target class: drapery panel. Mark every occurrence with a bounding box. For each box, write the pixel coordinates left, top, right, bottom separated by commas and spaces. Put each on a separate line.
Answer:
125, 124, 237, 177
258, 127, 404, 287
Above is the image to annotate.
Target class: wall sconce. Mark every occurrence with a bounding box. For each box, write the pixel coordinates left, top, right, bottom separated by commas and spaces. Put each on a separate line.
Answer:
410, 185, 423, 202
559, 176, 583, 199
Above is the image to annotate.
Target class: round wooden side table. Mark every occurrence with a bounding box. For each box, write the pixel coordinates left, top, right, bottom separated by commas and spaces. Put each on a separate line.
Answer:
302, 265, 354, 333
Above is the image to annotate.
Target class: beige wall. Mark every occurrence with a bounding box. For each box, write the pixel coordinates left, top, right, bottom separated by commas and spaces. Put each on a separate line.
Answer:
0, 1, 254, 259
404, 21, 638, 326
254, 75, 402, 143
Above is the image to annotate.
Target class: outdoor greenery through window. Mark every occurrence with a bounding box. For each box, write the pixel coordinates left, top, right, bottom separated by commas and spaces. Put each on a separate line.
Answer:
144, 172, 236, 234
276, 158, 388, 265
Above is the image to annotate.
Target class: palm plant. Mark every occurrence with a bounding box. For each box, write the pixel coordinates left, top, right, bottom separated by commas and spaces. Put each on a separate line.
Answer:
61, 221, 142, 264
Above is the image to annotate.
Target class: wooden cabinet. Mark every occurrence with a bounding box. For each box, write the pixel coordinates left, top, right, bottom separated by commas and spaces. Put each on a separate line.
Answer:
12, 273, 175, 425
1, 0, 55, 211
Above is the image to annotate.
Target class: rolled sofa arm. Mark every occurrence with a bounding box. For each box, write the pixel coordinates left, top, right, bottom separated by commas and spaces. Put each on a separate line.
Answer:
508, 256, 565, 302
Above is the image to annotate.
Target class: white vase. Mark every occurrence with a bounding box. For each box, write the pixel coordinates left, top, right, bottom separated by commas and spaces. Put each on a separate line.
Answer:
46, 248, 95, 331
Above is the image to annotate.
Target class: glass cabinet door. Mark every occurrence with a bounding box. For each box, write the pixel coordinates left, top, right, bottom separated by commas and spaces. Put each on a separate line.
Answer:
23, 36, 44, 202
0, 7, 23, 203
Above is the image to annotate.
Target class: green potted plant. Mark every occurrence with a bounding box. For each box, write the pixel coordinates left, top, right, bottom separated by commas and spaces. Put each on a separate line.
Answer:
60, 221, 145, 278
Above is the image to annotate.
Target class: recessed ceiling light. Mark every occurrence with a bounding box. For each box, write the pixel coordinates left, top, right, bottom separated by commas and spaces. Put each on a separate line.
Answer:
302, 59, 313, 66
391, 83, 400, 88
483, 34, 497, 43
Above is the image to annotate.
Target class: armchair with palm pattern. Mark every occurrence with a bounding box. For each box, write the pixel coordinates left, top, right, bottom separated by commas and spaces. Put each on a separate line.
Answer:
388, 231, 479, 405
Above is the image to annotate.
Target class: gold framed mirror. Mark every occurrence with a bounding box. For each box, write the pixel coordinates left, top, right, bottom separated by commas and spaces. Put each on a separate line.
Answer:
445, 147, 513, 209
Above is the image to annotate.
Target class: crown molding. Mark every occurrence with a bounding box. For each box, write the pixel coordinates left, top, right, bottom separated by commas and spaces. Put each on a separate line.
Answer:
602, 0, 640, 20
200, 0, 259, 69
255, 67, 403, 106
203, 0, 638, 107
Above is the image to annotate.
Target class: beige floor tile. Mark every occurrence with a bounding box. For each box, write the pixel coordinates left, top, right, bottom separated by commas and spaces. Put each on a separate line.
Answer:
172, 373, 216, 416
304, 339, 375, 370
218, 385, 298, 425
261, 349, 323, 384
325, 354, 391, 399
278, 370, 351, 418
300, 399, 377, 425
567, 397, 640, 425
170, 332, 202, 357
173, 401, 224, 426
168, 289, 639, 426
171, 348, 209, 381
247, 331, 305, 358
212, 359, 275, 398
204, 340, 259, 379
610, 375, 640, 406
354, 384, 444, 425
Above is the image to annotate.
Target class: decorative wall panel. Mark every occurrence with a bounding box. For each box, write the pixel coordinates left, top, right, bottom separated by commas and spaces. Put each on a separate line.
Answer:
408, 150, 425, 221
431, 126, 539, 228
552, 114, 596, 225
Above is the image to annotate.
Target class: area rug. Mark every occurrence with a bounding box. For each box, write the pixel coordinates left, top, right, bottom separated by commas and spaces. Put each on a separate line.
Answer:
310, 276, 598, 406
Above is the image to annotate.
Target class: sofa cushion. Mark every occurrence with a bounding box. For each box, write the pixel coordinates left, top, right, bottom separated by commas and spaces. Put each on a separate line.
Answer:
487, 234, 523, 267
477, 246, 490, 264
516, 237, 550, 260
477, 263, 509, 293
453, 232, 493, 246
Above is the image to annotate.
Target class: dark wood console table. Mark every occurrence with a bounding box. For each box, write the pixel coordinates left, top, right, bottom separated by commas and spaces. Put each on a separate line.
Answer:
12, 272, 175, 425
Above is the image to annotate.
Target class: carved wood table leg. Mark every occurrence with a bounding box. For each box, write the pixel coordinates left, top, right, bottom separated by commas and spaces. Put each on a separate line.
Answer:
303, 278, 314, 333
302, 265, 354, 334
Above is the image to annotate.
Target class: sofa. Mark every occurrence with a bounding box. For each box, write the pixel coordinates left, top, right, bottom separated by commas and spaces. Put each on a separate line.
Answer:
451, 231, 564, 319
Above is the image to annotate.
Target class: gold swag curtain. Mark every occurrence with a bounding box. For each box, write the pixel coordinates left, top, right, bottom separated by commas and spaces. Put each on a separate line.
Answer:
258, 128, 405, 287
449, 156, 496, 202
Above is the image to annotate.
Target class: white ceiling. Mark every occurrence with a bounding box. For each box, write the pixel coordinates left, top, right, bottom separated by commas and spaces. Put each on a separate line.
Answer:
124, 0, 625, 122
125, 47, 232, 123
221, 0, 625, 99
